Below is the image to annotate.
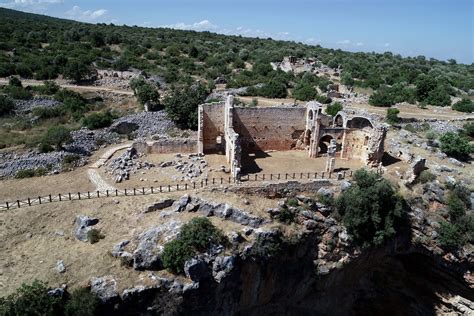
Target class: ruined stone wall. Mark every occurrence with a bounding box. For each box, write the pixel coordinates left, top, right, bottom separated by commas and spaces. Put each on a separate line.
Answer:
341, 129, 372, 160
224, 96, 241, 177
199, 102, 226, 153
133, 139, 197, 155
233, 107, 306, 152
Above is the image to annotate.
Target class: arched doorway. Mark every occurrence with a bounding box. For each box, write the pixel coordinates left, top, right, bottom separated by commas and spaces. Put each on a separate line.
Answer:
318, 135, 334, 154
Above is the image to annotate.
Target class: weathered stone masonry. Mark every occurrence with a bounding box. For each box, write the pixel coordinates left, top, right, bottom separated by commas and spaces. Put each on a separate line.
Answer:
198, 96, 387, 177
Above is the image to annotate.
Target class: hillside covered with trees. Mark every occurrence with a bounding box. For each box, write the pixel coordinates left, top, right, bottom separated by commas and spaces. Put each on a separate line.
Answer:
0, 7, 472, 106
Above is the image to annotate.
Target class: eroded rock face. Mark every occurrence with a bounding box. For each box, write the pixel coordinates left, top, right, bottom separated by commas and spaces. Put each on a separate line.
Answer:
132, 221, 182, 270
73, 215, 98, 242
90, 276, 118, 303
184, 257, 211, 282
171, 195, 266, 228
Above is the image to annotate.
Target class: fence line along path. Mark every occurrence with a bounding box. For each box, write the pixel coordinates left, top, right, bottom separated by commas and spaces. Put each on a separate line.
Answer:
0, 169, 366, 211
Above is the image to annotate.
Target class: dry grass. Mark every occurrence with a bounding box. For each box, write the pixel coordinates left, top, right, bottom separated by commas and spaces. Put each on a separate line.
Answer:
0, 189, 278, 296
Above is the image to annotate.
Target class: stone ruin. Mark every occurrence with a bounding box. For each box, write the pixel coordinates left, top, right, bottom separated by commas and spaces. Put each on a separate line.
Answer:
198, 96, 387, 177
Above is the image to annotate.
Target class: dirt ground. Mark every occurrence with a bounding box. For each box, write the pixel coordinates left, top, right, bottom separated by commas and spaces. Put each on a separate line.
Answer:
238, 96, 474, 120
0, 189, 278, 296
100, 150, 364, 190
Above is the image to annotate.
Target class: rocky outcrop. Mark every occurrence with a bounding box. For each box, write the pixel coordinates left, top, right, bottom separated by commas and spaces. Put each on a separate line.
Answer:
90, 276, 119, 303
73, 215, 99, 242
173, 195, 266, 228
131, 220, 182, 270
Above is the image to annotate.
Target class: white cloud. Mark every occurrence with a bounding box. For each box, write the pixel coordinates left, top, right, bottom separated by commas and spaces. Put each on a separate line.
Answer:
0, 0, 63, 12
384, 42, 391, 47
163, 19, 217, 31
355, 42, 364, 46
305, 37, 321, 45
66, 5, 108, 22
337, 39, 351, 45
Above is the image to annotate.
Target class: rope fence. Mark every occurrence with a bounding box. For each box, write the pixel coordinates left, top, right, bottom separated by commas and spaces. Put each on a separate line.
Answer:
0, 169, 382, 211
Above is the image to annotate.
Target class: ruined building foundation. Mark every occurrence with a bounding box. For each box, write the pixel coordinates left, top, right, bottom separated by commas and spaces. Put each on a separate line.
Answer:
198, 96, 387, 178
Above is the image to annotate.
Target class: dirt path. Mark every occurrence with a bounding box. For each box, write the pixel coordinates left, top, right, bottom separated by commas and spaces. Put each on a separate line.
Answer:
0, 79, 134, 96
87, 169, 116, 192
87, 143, 132, 192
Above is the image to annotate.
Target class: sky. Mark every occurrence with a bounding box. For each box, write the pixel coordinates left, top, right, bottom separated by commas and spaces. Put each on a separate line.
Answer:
1, 0, 473, 64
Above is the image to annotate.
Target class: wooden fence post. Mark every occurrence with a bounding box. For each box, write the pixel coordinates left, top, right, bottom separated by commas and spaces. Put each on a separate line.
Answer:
106, 190, 109, 197
6, 202, 9, 209
28, 198, 31, 206
17, 200, 20, 208
68, 193, 71, 200
59, 194, 62, 201
88, 191, 90, 199
97, 191, 100, 198
49, 195, 52, 202
78, 192, 81, 200
39, 196, 42, 204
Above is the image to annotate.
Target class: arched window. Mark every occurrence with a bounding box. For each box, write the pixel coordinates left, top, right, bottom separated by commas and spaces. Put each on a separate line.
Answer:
308, 109, 314, 120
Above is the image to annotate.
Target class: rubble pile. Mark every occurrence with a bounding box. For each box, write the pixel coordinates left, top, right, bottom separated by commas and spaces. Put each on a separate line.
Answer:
160, 153, 208, 182
106, 147, 155, 183
14, 97, 61, 114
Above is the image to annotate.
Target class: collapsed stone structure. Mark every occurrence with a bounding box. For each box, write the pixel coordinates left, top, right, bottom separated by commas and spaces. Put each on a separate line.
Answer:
198, 96, 387, 177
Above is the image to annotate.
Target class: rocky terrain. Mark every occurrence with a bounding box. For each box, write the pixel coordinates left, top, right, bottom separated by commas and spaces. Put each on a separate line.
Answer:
33, 186, 472, 315
0, 111, 177, 179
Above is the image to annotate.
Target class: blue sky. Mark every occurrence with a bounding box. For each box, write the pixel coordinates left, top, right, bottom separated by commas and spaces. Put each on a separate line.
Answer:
1, 0, 473, 63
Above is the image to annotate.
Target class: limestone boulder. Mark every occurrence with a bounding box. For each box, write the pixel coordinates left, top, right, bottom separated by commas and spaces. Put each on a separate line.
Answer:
90, 276, 118, 303
184, 257, 211, 282
212, 256, 236, 283
74, 215, 99, 242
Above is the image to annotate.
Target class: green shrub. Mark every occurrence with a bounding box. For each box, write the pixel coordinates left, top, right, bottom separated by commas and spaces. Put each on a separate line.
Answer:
386, 108, 400, 124
317, 194, 335, 207
64, 288, 100, 316
277, 207, 297, 224
325, 102, 343, 116
33, 81, 61, 95
425, 130, 438, 141
446, 194, 465, 222
161, 239, 194, 274
461, 122, 474, 138
292, 83, 318, 101
32, 106, 65, 119
164, 83, 208, 130
39, 142, 55, 153
404, 124, 416, 133
42, 126, 72, 149
2, 85, 32, 100
439, 132, 473, 160
335, 169, 404, 247
0, 95, 15, 116
82, 111, 114, 129
87, 229, 104, 244
438, 221, 463, 251
15, 167, 47, 179
0, 280, 62, 315
452, 98, 473, 113
369, 88, 395, 107
130, 76, 161, 108
286, 198, 299, 207
418, 170, 436, 184
63, 154, 81, 165
315, 94, 332, 104
162, 217, 226, 274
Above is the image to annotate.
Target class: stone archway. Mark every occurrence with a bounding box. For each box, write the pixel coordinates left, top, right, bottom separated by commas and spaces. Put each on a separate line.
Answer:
318, 135, 334, 154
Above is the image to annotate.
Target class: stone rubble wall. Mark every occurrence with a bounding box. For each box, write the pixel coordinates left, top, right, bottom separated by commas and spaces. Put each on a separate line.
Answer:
133, 139, 197, 155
